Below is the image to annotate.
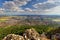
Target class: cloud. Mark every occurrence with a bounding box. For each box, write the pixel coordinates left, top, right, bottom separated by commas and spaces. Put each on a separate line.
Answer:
24, 8, 32, 12
33, 3, 57, 10
0, 8, 5, 13
30, 0, 60, 15
3, 0, 31, 12
33, 0, 60, 10
1, 0, 60, 15
14, 0, 31, 6
47, 6, 60, 14
3, 1, 19, 11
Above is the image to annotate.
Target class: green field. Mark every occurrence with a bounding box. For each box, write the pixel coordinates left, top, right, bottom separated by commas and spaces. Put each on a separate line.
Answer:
0, 17, 11, 22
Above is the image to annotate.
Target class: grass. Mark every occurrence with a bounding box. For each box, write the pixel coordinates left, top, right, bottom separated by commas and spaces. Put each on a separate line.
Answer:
0, 19, 7, 22
0, 17, 10, 22
0, 25, 57, 40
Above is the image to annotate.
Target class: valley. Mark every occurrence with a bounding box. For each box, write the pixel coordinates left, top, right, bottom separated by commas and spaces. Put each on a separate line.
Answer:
0, 15, 60, 40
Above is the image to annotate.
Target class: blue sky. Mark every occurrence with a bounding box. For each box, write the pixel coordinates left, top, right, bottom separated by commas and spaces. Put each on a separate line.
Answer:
0, 0, 13, 7
0, 0, 60, 15
0, 0, 47, 8
21, 0, 47, 9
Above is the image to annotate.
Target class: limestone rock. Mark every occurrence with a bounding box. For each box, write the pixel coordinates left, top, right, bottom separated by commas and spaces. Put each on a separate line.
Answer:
23, 28, 40, 40
3, 34, 24, 40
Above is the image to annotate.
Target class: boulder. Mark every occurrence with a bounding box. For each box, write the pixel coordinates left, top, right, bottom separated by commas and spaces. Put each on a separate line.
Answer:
23, 28, 40, 40
3, 34, 24, 40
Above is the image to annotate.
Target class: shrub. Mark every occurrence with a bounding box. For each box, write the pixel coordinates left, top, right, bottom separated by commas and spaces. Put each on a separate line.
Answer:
0, 25, 56, 40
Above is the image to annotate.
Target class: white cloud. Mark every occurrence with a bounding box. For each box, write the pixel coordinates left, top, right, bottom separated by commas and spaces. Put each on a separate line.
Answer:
44, 0, 60, 15
35, 6, 60, 15
25, 8, 32, 12
47, 6, 60, 13
2, 0, 31, 12
1, 0, 60, 15
31, 0, 60, 15
47, 0, 55, 3
33, 3, 57, 10
13, 0, 31, 6
33, 0, 60, 10
3, 1, 19, 11
0, 8, 5, 13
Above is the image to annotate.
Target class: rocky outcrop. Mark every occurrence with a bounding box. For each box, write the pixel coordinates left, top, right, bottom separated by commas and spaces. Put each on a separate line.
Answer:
23, 28, 40, 40
3, 34, 24, 40
3, 28, 50, 40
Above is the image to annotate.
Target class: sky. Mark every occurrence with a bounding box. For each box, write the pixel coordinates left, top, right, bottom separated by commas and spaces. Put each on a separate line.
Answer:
0, 0, 60, 15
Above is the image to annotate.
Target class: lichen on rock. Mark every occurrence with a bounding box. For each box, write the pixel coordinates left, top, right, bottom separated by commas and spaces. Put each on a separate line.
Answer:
23, 28, 41, 40
3, 34, 24, 40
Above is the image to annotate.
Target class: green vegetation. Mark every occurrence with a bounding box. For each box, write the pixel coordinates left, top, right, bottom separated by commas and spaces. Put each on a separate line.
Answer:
0, 17, 9, 22
0, 20, 7, 22
0, 25, 57, 40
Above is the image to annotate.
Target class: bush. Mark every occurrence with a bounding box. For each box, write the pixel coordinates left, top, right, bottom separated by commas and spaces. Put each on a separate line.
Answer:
0, 25, 56, 40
